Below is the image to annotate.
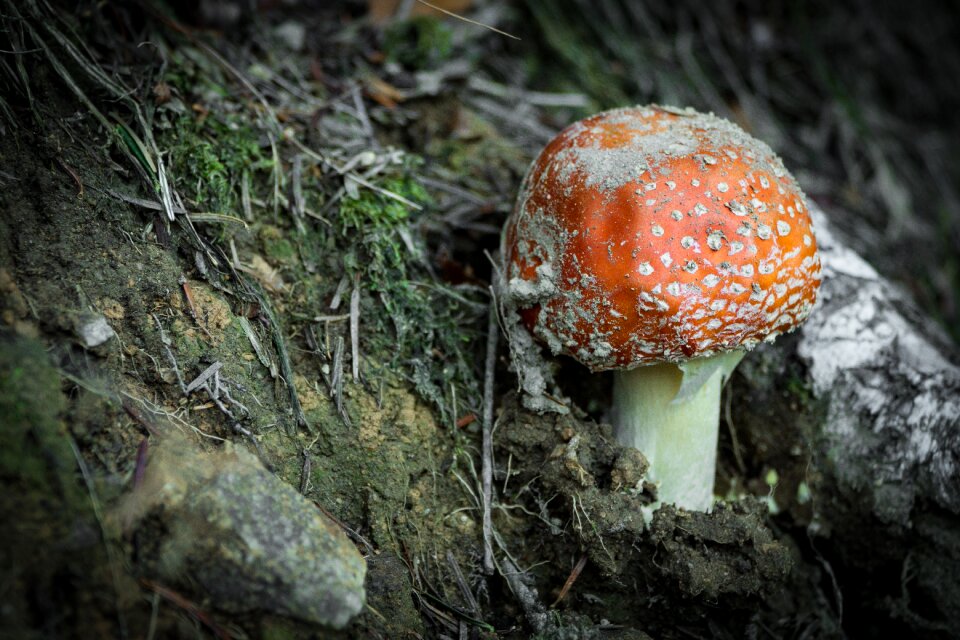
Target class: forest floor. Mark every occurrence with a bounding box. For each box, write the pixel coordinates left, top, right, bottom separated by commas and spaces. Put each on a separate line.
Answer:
1, 1, 957, 639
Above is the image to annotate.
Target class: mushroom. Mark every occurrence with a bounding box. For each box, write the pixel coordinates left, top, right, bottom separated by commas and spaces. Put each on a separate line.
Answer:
502, 105, 822, 511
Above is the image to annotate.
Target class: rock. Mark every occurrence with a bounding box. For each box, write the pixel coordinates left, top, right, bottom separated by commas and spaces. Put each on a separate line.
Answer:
115, 435, 366, 628
73, 311, 115, 350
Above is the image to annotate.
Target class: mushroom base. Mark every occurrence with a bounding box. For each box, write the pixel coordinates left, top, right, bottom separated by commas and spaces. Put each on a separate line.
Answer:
612, 356, 740, 511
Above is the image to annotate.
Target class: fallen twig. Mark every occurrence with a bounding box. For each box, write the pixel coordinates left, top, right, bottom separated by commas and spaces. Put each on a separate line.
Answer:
184, 361, 223, 395
500, 556, 550, 635
445, 550, 480, 616
481, 293, 498, 574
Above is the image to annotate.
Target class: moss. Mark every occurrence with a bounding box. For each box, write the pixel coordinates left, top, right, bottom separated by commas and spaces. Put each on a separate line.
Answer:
0, 334, 123, 638
156, 51, 272, 216
164, 117, 266, 213
337, 173, 427, 233
0, 335, 72, 496
261, 225, 298, 263
785, 374, 813, 404
323, 163, 483, 420
383, 16, 453, 70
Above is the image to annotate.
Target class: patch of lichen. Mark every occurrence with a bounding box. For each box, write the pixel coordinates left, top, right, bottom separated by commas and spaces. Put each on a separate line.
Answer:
162, 282, 290, 435
291, 373, 442, 534
259, 363, 482, 624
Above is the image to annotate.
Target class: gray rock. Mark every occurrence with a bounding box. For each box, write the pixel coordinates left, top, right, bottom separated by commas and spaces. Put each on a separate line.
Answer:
115, 435, 366, 628
74, 311, 115, 349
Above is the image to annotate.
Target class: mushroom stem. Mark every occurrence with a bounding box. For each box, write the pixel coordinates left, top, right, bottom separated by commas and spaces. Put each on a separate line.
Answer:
611, 353, 742, 511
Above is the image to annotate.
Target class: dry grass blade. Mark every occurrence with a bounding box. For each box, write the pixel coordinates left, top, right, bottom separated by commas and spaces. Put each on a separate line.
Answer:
254, 289, 313, 434
415, 0, 520, 40
186, 213, 247, 226
350, 279, 361, 382
445, 550, 480, 615
156, 154, 176, 221
290, 154, 307, 233
238, 316, 273, 371
102, 188, 188, 215
140, 579, 232, 640
481, 295, 498, 574
551, 554, 588, 607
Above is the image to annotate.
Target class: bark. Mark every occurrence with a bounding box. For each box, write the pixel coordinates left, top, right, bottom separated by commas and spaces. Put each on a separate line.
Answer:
799, 204, 960, 634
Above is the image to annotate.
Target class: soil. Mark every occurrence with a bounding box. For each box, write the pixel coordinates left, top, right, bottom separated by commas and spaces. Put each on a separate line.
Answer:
0, 2, 956, 639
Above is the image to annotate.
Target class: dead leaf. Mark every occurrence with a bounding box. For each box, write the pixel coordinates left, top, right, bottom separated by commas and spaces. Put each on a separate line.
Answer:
243, 255, 287, 293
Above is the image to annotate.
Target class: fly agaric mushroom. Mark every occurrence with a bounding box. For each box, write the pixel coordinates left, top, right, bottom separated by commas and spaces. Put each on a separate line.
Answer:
502, 105, 821, 511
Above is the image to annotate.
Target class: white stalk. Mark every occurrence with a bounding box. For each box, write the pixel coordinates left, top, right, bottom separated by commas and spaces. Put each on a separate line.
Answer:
611, 352, 743, 511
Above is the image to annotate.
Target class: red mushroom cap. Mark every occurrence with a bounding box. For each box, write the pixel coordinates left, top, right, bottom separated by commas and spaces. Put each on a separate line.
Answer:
503, 105, 822, 371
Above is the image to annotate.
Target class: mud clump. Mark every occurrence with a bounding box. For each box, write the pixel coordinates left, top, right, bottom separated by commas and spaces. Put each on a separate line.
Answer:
495, 393, 793, 628
648, 502, 792, 599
